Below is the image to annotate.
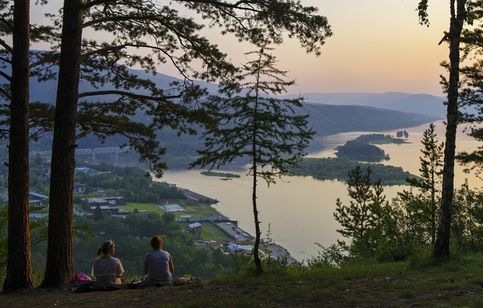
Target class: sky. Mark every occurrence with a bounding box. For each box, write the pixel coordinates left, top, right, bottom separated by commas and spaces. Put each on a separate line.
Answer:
206, 0, 451, 96
31, 0, 451, 96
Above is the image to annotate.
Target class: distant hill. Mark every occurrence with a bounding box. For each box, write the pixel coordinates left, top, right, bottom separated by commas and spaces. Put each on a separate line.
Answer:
29, 68, 218, 104
26, 69, 437, 168
287, 92, 446, 118
303, 103, 434, 137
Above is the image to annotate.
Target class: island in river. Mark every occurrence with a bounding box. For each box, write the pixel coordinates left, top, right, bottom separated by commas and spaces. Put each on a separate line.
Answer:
289, 157, 416, 185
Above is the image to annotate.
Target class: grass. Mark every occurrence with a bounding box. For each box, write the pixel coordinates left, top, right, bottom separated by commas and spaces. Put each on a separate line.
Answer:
122, 202, 163, 214
1, 254, 482, 307
182, 204, 220, 219
200, 222, 232, 242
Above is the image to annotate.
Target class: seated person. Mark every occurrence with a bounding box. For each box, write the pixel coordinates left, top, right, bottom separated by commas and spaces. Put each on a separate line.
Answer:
142, 235, 175, 285
91, 240, 125, 286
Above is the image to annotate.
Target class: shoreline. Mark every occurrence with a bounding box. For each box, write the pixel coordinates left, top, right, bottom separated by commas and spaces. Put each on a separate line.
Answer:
175, 186, 298, 264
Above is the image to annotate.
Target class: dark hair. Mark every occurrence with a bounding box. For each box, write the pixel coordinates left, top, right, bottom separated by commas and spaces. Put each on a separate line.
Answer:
98, 240, 114, 256
151, 235, 163, 250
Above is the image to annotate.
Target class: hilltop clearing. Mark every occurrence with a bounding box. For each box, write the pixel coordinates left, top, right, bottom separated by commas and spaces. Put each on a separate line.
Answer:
2, 255, 482, 307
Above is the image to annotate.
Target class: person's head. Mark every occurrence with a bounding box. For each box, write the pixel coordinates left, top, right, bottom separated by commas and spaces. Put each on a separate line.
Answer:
150, 235, 163, 250
98, 240, 115, 257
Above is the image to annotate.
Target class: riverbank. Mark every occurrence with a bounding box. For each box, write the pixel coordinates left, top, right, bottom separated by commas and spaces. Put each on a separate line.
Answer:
166, 184, 297, 264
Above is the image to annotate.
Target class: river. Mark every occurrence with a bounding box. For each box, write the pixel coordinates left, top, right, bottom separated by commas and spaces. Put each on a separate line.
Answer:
160, 121, 481, 261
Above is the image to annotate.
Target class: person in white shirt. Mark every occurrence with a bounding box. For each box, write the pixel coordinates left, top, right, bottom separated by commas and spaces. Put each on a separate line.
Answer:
91, 240, 125, 286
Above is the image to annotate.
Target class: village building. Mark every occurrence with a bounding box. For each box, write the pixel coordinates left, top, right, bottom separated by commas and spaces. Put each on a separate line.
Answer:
29, 192, 49, 206
215, 221, 253, 243
159, 203, 186, 213
226, 243, 253, 254
82, 196, 126, 214
188, 222, 202, 238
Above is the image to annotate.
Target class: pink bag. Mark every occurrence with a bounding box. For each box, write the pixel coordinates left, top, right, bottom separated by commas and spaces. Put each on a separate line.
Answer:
74, 272, 92, 285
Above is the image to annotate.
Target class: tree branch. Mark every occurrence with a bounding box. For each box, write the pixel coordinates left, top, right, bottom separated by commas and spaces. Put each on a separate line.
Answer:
82, 14, 168, 29
0, 70, 11, 82
81, 0, 118, 10
0, 38, 13, 54
176, 0, 261, 13
0, 86, 11, 100
78, 90, 181, 101
0, 56, 11, 64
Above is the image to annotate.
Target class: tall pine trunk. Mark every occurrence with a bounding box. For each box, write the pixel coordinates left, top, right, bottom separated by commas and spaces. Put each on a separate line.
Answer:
433, 0, 467, 259
251, 157, 263, 274
41, 0, 82, 288
3, 0, 33, 291
251, 66, 263, 274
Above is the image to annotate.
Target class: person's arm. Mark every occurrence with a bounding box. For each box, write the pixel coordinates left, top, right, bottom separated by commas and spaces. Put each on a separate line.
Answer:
117, 259, 125, 282
168, 255, 175, 274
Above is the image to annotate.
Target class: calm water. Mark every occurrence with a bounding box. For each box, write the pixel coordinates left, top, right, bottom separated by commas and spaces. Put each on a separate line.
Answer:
160, 121, 481, 261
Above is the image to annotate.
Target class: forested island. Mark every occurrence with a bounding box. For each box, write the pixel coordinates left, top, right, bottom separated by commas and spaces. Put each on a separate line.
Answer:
201, 171, 241, 178
335, 141, 389, 162
333, 133, 408, 162
290, 157, 416, 185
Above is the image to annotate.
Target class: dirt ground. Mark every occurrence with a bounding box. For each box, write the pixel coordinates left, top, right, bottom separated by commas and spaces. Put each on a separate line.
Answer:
1, 276, 483, 308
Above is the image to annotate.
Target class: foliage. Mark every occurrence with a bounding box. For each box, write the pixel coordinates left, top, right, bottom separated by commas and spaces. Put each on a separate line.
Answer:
452, 183, 483, 253
335, 140, 388, 162
401, 123, 444, 244
334, 166, 394, 258
454, 0, 482, 175
417, 0, 482, 258
75, 163, 184, 202
289, 157, 416, 185
200, 171, 240, 178
353, 134, 408, 145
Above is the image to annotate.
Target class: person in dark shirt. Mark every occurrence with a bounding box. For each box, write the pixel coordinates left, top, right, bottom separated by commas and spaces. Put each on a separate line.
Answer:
142, 235, 175, 284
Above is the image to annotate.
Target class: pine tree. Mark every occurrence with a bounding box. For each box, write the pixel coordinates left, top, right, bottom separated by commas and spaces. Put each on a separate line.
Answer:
402, 123, 444, 245
192, 47, 314, 274
334, 166, 386, 254
38, 0, 332, 287
456, 15, 482, 176
2, 0, 33, 291
417, 0, 479, 259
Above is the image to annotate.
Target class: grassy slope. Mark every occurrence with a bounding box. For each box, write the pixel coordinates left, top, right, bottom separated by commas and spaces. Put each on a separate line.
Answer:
2, 254, 482, 307
122, 202, 163, 214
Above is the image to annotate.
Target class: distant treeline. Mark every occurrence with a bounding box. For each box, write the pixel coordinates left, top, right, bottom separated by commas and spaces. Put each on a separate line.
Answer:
353, 134, 408, 144
289, 157, 416, 185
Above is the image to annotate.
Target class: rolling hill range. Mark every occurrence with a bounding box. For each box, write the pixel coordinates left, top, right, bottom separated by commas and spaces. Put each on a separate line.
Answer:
27, 68, 437, 139
24, 68, 438, 168
287, 92, 446, 118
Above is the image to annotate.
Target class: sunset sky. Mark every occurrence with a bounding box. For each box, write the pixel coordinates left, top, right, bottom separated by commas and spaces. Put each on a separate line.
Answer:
212, 0, 451, 96
32, 0, 451, 96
